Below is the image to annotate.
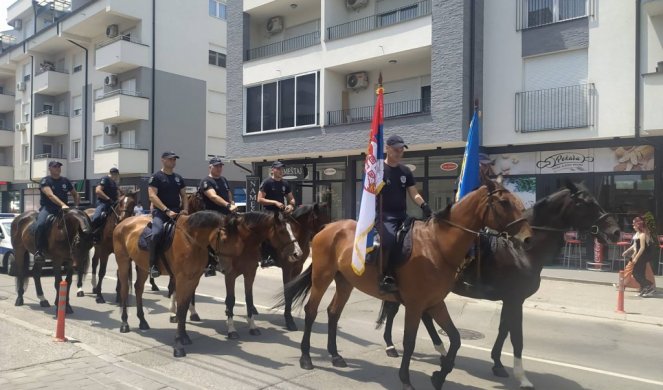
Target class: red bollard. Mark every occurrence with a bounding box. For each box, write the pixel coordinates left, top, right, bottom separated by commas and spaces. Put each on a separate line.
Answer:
616, 270, 625, 314
54, 280, 67, 342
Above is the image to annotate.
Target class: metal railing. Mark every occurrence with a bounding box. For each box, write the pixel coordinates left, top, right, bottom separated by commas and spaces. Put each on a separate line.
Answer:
0, 126, 13, 131
95, 143, 147, 151
0, 90, 15, 96
246, 31, 320, 61
96, 89, 144, 100
96, 34, 148, 50
516, 0, 592, 30
34, 109, 69, 118
327, 98, 431, 126
35, 66, 69, 76
327, 0, 431, 41
34, 153, 67, 159
515, 83, 595, 133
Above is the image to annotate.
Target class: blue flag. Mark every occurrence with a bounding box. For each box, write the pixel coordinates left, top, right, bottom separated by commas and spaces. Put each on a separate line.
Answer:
455, 110, 480, 202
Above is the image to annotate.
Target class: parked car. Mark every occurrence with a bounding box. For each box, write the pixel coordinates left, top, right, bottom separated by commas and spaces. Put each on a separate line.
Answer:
0, 216, 43, 274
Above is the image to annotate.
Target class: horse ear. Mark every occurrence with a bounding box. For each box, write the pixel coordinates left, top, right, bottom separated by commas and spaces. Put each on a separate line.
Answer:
565, 179, 579, 194
495, 174, 503, 185
485, 178, 496, 193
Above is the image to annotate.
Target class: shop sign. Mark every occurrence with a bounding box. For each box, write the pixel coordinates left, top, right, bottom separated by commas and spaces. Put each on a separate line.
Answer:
119, 185, 137, 193
27, 182, 40, 189
537, 151, 594, 173
323, 168, 337, 176
439, 162, 458, 172
282, 165, 308, 181
246, 176, 260, 212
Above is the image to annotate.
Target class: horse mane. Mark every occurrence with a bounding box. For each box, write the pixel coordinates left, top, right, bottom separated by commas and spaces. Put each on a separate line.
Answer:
65, 208, 92, 234
186, 211, 224, 229
241, 211, 274, 229
292, 204, 314, 219
433, 204, 452, 224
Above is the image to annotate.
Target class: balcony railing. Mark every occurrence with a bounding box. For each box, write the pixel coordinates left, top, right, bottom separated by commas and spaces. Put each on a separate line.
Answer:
35, 66, 69, 76
246, 31, 320, 61
516, 0, 593, 30
96, 89, 144, 100
515, 83, 595, 133
327, 98, 431, 126
34, 153, 67, 159
95, 34, 148, 50
34, 110, 69, 118
95, 143, 147, 151
327, 0, 432, 41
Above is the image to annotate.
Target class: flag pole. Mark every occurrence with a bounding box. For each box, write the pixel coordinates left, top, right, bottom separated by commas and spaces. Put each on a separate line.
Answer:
377, 72, 385, 285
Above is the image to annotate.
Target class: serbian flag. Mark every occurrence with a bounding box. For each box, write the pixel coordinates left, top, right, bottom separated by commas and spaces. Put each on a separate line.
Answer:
455, 109, 481, 202
352, 84, 385, 276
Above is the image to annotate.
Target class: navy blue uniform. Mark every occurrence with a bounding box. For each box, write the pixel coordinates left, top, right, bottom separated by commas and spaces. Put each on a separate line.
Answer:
378, 163, 415, 263
199, 176, 231, 214
91, 176, 119, 228
36, 176, 73, 249
260, 177, 291, 212
148, 171, 185, 245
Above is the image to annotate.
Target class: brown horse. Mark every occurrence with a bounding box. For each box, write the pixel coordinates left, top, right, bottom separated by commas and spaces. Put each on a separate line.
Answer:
112, 211, 248, 357
280, 182, 533, 390
11, 208, 94, 314
76, 192, 138, 303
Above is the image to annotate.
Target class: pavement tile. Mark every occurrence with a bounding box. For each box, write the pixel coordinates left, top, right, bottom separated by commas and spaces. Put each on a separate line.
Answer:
2, 371, 28, 379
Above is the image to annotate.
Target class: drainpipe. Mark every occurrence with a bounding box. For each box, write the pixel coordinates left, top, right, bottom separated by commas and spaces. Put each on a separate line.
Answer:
29, 54, 34, 183
66, 39, 88, 195
634, 0, 641, 139
468, 0, 476, 126
150, 0, 156, 173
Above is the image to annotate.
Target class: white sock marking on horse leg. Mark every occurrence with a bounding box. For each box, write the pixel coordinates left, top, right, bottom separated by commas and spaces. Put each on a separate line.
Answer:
77, 287, 84, 294
169, 293, 177, 315
435, 342, 448, 357
189, 303, 198, 316
248, 316, 257, 330
514, 357, 534, 389
286, 223, 303, 261
227, 317, 237, 334
37, 294, 46, 302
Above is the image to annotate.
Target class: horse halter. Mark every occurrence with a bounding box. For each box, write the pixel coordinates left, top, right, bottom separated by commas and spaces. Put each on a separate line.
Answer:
570, 190, 614, 236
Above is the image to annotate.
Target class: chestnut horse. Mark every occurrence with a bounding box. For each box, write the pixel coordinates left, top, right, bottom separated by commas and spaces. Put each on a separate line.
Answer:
377, 181, 620, 389
11, 208, 93, 314
280, 182, 533, 390
112, 211, 247, 357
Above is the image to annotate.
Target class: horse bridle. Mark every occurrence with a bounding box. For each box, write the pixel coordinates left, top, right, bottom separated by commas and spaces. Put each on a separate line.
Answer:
530, 190, 613, 237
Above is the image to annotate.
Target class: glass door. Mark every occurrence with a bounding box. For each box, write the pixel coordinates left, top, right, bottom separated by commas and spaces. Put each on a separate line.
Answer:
316, 182, 343, 221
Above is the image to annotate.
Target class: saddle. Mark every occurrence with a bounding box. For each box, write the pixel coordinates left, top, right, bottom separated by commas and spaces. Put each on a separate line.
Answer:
366, 216, 416, 268
138, 219, 176, 252
455, 229, 506, 299
30, 213, 61, 247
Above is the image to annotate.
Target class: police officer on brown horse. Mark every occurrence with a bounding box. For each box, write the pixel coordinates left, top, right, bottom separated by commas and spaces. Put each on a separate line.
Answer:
90, 167, 120, 243
147, 151, 188, 278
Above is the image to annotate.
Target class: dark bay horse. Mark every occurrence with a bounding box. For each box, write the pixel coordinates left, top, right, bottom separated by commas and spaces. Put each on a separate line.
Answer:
76, 192, 138, 303
378, 181, 620, 389
11, 208, 93, 313
112, 211, 248, 357
280, 182, 533, 390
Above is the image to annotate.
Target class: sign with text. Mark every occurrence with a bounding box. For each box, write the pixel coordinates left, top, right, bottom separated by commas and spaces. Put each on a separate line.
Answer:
246, 176, 260, 212
281, 165, 309, 181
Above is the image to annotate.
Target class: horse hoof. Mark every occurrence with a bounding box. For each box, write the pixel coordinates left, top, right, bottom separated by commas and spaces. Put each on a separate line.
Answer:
285, 320, 298, 331
227, 331, 240, 340
492, 366, 509, 378
189, 313, 201, 322
15, 297, 23, 306
181, 335, 192, 346
151, 285, 160, 292
402, 385, 416, 390
40, 300, 50, 308
65, 304, 74, 314
386, 347, 399, 358
331, 355, 347, 368
76, 291, 85, 297
250, 306, 259, 316
520, 385, 535, 390
95, 296, 106, 304
249, 328, 261, 336
173, 348, 186, 358
120, 324, 130, 333
139, 321, 150, 330
300, 356, 314, 370
169, 315, 178, 323
431, 371, 445, 390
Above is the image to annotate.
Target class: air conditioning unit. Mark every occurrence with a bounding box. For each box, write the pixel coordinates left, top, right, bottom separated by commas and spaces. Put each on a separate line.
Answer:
106, 24, 119, 38
13, 19, 22, 30
346, 72, 369, 90
104, 125, 118, 136
16, 82, 25, 91
15, 122, 25, 132
104, 75, 118, 87
347, 0, 369, 10
266, 16, 283, 34
657, 61, 663, 73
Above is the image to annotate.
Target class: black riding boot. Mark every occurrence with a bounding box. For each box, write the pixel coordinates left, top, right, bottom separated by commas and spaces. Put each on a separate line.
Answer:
34, 227, 46, 265
148, 239, 160, 278
378, 252, 398, 294
260, 242, 276, 268
204, 248, 217, 277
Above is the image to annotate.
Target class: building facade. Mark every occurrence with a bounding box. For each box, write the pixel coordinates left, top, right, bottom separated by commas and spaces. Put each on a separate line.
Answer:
0, 0, 246, 212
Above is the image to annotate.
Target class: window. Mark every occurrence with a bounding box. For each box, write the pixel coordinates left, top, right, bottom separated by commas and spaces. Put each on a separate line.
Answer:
524, 0, 586, 29
121, 78, 136, 94
73, 53, 82, 73
245, 72, 320, 133
22, 102, 30, 123
72, 95, 82, 116
120, 130, 135, 147
209, 0, 226, 20
209, 50, 226, 68
22, 144, 29, 163
208, 91, 226, 114
72, 139, 81, 161
92, 135, 102, 159
22, 63, 31, 82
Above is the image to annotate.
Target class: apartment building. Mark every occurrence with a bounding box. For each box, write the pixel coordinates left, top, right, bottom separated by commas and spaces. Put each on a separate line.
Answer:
228, 0, 481, 220
0, 0, 244, 213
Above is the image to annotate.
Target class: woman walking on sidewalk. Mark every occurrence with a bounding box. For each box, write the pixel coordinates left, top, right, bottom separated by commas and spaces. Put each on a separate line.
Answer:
623, 216, 656, 297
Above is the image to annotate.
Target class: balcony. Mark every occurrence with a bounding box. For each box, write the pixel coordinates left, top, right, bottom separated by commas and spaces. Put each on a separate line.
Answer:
0, 165, 12, 181
515, 84, 596, 133
94, 144, 148, 175
32, 154, 67, 180
643, 0, 663, 16
0, 92, 14, 113
33, 69, 70, 96
0, 128, 14, 146
33, 110, 70, 137
94, 90, 149, 124
327, 0, 432, 41
642, 72, 663, 135
95, 35, 150, 73
7, 0, 32, 23
327, 98, 431, 126
246, 31, 321, 61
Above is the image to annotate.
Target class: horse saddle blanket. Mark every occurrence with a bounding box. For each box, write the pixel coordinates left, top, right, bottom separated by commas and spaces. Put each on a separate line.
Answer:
30, 214, 59, 236
138, 220, 176, 251
393, 216, 415, 267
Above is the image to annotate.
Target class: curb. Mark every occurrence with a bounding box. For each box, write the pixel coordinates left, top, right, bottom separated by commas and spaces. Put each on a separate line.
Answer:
541, 275, 663, 292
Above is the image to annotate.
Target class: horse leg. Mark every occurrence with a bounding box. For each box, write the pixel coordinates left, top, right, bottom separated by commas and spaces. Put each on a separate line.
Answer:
507, 301, 533, 389
134, 268, 150, 330
13, 250, 29, 306
32, 255, 49, 307
168, 278, 178, 323
282, 263, 297, 331
95, 255, 108, 304
91, 254, 99, 293
244, 268, 261, 336
428, 303, 460, 390
150, 277, 160, 292
398, 306, 423, 390
52, 263, 63, 314
76, 260, 85, 297
117, 259, 131, 333
422, 312, 446, 357
491, 302, 511, 378
225, 273, 239, 339
189, 292, 201, 322
383, 301, 400, 357
300, 269, 335, 370
174, 279, 198, 357
327, 274, 353, 368
64, 265, 74, 314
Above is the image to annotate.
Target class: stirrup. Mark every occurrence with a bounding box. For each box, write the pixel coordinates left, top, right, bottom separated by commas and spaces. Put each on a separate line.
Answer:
149, 265, 161, 278
204, 264, 216, 277
34, 251, 45, 264
379, 276, 398, 294
260, 257, 276, 268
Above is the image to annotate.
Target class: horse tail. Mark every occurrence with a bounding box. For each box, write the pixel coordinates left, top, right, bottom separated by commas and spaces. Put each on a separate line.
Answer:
274, 264, 312, 310
375, 300, 389, 330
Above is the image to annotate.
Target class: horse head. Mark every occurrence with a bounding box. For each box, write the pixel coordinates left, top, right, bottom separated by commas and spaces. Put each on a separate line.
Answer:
272, 212, 304, 263
62, 208, 94, 266
117, 191, 138, 221
481, 180, 533, 249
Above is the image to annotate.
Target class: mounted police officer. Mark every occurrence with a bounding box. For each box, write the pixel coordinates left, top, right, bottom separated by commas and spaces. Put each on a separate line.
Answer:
147, 151, 188, 278
198, 157, 236, 276
378, 135, 432, 294
34, 160, 80, 264
257, 160, 295, 268
90, 167, 120, 242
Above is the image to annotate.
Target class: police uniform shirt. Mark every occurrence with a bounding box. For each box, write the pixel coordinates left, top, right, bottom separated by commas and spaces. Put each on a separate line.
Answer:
260, 177, 291, 212
40, 176, 73, 211
199, 176, 231, 213
98, 176, 119, 204
380, 163, 415, 215
148, 171, 185, 211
